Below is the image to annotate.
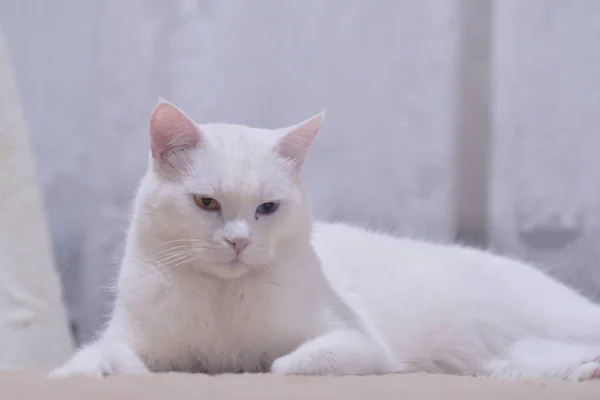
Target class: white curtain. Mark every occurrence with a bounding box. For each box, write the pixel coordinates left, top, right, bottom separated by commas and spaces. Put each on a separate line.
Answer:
0, 0, 598, 345
0, 28, 73, 369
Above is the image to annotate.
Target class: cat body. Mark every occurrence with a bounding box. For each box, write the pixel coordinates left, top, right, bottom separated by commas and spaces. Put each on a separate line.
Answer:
314, 223, 600, 379
50, 101, 600, 381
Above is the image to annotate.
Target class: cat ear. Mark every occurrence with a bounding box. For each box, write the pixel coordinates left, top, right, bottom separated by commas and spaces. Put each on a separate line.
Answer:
149, 99, 203, 163
276, 111, 325, 171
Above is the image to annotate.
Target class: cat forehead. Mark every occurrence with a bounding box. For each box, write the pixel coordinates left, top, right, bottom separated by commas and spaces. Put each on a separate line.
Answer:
202, 123, 282, 146
182, 123, 296, 199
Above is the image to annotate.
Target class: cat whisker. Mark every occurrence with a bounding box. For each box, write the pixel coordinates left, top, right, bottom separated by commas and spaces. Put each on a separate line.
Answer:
147, 245, 188, 259
155, 250, 197, 264
165, 253, 206, 271
157, 238, 208, 246
157, 251, 197, 267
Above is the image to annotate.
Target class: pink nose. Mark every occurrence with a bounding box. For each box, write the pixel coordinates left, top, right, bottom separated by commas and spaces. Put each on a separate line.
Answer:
226, 237, 250, 253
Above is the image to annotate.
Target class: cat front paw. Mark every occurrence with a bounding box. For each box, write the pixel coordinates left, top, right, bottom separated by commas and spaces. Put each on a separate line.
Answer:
271, 330, 398, 376
271, 353, 323, 376
48, 341, 148, 378
49, 358, 110, 378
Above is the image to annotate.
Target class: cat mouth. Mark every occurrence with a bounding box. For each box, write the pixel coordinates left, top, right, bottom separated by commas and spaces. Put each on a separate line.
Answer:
211, 259, 254, 279
226, 258, 249, 268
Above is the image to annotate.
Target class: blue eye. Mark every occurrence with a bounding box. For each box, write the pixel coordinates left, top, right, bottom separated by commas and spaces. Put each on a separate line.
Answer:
256, 202, 279, 215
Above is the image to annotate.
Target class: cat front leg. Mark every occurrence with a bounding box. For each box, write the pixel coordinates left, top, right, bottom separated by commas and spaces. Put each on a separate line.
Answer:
271, 329, 400, 376
48, 338, 148, 378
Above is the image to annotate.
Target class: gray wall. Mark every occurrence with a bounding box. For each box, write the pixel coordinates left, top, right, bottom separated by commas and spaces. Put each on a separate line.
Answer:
0, 0, 599, 344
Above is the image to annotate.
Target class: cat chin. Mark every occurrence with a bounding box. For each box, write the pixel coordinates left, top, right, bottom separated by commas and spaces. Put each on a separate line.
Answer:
197, 260, 261, 280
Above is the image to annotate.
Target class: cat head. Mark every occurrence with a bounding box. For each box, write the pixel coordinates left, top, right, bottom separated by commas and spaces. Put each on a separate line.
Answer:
132, 100, 324, 279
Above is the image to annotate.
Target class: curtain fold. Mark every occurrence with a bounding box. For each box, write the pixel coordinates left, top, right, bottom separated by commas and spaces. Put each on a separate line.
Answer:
0, 27, 73, 369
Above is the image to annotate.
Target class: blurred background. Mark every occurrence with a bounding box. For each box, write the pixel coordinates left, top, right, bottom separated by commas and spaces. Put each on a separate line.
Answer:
0, 0, 599, 369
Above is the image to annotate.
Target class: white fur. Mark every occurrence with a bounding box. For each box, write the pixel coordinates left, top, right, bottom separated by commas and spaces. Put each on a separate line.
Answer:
311, 222, 600, 380
50, 103, 600, 381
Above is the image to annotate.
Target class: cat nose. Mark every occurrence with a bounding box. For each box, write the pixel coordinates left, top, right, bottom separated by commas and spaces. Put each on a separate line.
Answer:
226, 237, 250, 254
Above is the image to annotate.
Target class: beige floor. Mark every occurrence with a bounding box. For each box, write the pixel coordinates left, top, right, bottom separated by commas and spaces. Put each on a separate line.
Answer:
2, 372, 600, 399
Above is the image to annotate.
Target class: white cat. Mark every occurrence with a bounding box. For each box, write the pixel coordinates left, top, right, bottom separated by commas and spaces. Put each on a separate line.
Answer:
50, 101, 600, 381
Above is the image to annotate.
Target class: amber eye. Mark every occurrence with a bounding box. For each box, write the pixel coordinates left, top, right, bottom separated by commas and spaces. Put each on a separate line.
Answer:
194, 195, 221, 211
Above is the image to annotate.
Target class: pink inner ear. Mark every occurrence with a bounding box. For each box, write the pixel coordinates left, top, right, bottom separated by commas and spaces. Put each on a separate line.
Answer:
277, 111, 325, 169
150, 102, 202, 160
